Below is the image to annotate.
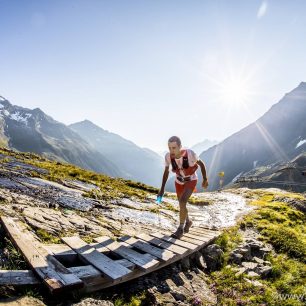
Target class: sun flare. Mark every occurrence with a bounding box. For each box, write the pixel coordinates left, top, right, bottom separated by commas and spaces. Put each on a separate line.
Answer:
221, 79, 251, 106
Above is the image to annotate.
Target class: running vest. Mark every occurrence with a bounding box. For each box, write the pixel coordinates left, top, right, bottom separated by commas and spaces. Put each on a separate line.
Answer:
170, 149, 198, 177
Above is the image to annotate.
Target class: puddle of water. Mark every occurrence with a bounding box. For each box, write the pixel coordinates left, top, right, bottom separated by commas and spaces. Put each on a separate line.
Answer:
189, 192, 253, 229
104, 206, 174, 229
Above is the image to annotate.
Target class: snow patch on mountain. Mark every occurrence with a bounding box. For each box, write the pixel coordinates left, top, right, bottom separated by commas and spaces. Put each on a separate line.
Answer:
296, 139, 306, 148
9, 111, 32, 124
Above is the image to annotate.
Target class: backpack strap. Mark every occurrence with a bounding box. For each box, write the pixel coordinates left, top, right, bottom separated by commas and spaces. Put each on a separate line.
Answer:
170, 150, 189, 172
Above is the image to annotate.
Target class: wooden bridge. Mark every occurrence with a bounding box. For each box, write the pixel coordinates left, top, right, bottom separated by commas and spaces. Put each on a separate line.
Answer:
0, 216, 220, 294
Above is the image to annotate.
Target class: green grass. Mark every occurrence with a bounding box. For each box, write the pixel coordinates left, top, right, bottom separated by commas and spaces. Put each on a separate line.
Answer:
35, 228, 61, 244
243, 194, 306, 262
188, 197, 214, 205
209, 190, 306, 306
0, 147, 159, 203
0, 237, 28, 270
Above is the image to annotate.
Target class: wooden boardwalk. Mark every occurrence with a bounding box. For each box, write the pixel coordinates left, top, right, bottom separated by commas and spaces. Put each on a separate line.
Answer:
0, 216, 220, 294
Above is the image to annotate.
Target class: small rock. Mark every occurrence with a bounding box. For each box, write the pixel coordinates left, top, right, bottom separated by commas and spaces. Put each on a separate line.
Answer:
194, 252, 207, 270
229, 252, 243, 265
256, 247, 271, 259
235, 267, 247, 277
181, 257, 191, 271
171, 291, 187, 302
73, 298, 114, 306
247, 271, 260, 277
237, 247, 252, 261
253, 257, 264, 264
244, 278, 263, 287
255, 265, 272, 278
202, 244, 224, 271
263, 260, 271, 266
241, 261, 258, 271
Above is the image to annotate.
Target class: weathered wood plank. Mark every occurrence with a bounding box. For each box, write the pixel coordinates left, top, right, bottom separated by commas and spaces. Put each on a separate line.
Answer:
162, 230, 205, 245
0, 216, 83, 293
135, 233, 189, 255
115, 259, 136, 270
61, 236, 132, 281
189, 228, 220, 236
119, 236, 176, 262
93, 236, 160, 271
150, 232, 198, 250
0, 259, 134, 287
182, 232, 214, 242
0, 270, 40, 285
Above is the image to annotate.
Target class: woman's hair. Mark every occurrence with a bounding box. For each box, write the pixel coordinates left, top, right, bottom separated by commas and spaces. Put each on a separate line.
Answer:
168, 136, 181, 146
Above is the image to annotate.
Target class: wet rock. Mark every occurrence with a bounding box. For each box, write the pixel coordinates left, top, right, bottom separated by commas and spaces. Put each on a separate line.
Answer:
202, 244, 224, 271
20, 206, 111, 237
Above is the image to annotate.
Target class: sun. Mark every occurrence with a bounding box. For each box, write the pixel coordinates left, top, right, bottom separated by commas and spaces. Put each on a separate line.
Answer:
220, 79, 250, 106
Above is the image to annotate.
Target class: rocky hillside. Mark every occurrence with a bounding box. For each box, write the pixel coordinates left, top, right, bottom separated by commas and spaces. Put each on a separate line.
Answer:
228, 152, 306, 192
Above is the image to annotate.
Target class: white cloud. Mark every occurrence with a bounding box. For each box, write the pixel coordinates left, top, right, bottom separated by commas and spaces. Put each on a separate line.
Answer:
257, 1, 268, 19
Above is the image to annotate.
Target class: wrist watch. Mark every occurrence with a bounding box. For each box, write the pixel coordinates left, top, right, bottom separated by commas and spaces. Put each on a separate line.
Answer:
203, 177, 208, 181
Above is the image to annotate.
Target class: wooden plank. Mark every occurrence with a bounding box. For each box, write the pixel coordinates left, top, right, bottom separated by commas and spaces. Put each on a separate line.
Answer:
189, 228, 221, 236
89, 243, 111, 253
61, 236, 132, 281
182, 232, 214, 242
0, 216, 83, 294
162, 230, 205, 246
150, 232, 198, 250
93, 236, 160, 271
80, 232, 220, 293
69, 265, 101, 281
135, 233, 189, 255
119, 236, 176, 262
189, 231, 219, 240
115, 259, 136, 270
0, 270, 40, 285
179, 235, 206, 245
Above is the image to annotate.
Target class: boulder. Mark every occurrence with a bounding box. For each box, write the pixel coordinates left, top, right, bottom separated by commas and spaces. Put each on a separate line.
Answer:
202, 244, 224, 271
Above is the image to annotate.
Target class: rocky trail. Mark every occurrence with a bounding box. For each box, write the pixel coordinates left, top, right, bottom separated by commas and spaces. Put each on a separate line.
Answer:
0, 151, 304, 305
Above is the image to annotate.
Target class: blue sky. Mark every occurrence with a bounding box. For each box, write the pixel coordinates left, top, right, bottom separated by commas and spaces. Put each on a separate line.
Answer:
1, 0, 306, 152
